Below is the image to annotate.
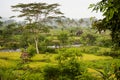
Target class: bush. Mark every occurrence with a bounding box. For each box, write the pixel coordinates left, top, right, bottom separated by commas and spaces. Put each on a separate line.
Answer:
57, 31, 69, 46
80, 33, 97, 46
60, 59, 85, 80
26, 45, 36, 58
43, 48, 85, 80
57, 48, 82, 60
43, 60, 86, 80
96, 36, 112, 47
43, 65, 60, 80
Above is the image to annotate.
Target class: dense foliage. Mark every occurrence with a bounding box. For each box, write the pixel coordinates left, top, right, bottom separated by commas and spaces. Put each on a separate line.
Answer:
0, 0, 120, 80
89, 0, 120, 50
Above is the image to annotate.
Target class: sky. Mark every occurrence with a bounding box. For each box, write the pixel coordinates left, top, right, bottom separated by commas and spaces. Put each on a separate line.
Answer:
0, 0, 103, 21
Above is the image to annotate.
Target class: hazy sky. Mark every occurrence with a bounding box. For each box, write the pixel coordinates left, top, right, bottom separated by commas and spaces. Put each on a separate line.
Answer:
0, 0, 103, 20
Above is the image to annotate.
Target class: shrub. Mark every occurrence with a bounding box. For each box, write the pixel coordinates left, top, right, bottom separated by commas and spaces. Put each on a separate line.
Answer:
43, 48, 85, 80
96, 36, 112, 47
26, 45, 36, 58
20, 45, 36, 63
43, 60, 86, 80
80, 33, 97, 46
43, 65, 60, 80
57, 48, 82, 60
60, 59, 85, 80
58, 48, 85, 79
57, 31, 69, 46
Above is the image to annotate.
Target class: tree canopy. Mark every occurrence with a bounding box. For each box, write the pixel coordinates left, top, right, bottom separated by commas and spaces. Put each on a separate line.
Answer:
11, 3, 63, 23
11, 2, 63, 54
89, 0, 120, 49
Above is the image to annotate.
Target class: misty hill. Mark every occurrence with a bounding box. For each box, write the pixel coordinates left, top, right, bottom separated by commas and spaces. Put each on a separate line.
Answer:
0, 17, 97, 29
43, 17, 97, 29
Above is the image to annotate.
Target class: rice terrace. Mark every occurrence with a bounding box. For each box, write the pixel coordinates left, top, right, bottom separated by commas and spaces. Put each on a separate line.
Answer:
0, 0, 120, 80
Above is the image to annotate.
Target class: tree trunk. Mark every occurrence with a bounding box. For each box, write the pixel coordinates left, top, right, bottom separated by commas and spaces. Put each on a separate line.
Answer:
35, 39, 39, 54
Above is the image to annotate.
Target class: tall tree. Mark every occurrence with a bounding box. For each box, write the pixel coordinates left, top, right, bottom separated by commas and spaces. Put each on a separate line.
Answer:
11, 2, 63, 54
89, 0, 120, 49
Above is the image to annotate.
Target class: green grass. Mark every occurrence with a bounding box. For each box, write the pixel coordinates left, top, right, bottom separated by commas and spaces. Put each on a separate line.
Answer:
0, 51, 113, 68
82, 54, 112, 61
0, 50, 120, 79
0, 52, 20, 60
0, 59, 17, 68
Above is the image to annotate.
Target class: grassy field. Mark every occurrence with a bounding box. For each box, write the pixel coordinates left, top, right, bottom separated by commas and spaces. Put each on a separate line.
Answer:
0, 48, 120, 79
0, 51, 114, 69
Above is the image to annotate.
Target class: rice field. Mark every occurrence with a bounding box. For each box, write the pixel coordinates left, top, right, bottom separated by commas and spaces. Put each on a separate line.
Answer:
0, 51, 113, 68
